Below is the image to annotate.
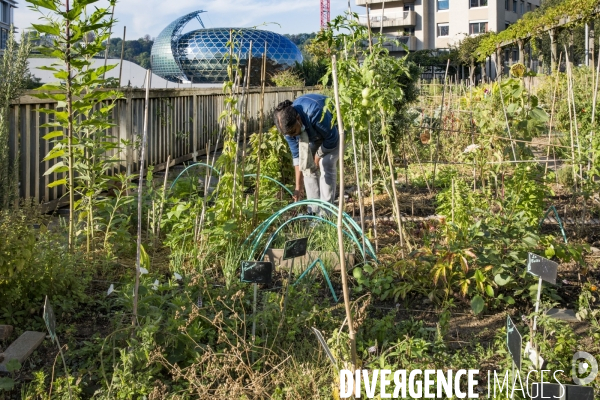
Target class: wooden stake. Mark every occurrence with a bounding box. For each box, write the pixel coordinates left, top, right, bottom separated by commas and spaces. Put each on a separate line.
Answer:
351, 124, 366, 257
133, 69, 151, 327
102, 3, 116, 80
331, 55, 357, 369
544, 53, 562, 179
252, 42, 268, 225
590, 46, 600, 171
241, 41, 253, 178
155, 155, 170, 243
118, 26, 126, 87
368, 124, 379, 252
431, 59, 451, 188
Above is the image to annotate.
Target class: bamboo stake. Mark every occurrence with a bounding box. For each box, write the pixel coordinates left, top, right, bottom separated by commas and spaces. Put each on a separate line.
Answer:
544, 53, 562, 179
252, 43, 268, 225
368, 124, 379, 252
565, 47, 582, 173
385, 135, 406, 256
133, 70, 151, 327
380, 0, 386, 35
408, 139, 431, 193
370, 140, 411, 251
431, 59, 451, 188
590, 46, 600, 172
332, 55, 357, 369
564, 47, 578, 189
497, 74, 518, 162
198, 143, 211, 237
350, 124, 366, 257
118, 26, 126, 87
241, 41, 253, 178
102, 3, 116, 80
155, 155, 170, 243
231, 50, 247, 216
65, 0, 75, 251
365, 1, 373, 53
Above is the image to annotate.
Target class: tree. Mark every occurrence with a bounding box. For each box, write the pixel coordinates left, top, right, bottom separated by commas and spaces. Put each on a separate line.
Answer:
455, 32, 490, 83
28, 0, 123, 251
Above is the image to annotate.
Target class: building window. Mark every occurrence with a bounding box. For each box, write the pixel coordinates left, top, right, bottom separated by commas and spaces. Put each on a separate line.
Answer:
404, 27, 415, 35
520, 1, 524, 13
527, 2, 532, 11
438, 0, 449, 11
470, 0, 487, 7
505, 0, 510, 9
437, 23, 449, 36
469, 21, 488, 34
505, 22, 511, 29
404, 3, 415, 11
512, 0, 517, 12
0, 28, 7, 50
1, 2, 10, 24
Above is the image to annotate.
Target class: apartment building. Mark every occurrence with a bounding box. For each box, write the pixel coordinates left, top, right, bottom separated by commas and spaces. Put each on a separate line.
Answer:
356, 0, 540, 54
0, 0, 17, 54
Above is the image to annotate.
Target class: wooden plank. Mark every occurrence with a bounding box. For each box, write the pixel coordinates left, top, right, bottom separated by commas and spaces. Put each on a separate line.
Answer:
0, 331, 46, 372
8, 105, 19, 207
33, 105, 41, 202
264, 249, 355, 271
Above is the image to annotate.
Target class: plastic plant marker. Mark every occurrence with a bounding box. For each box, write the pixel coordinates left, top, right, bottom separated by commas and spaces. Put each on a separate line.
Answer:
311, 327, 336, 366
506, 315, 522, 370
527, 252, 559, 285
43, 296, 56, 342
240, 261, 273, 284
528, 252, 559, 332
283, 237, 308, 260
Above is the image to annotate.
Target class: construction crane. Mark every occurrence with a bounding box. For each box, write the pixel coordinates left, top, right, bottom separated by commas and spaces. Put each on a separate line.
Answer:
320, 0, 330, 29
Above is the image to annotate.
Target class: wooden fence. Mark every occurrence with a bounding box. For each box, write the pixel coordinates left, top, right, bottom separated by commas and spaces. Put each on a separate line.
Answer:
8, 86, 318, 211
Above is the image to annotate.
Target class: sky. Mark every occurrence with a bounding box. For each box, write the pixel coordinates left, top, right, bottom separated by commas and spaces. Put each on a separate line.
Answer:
14, 0, 353, 40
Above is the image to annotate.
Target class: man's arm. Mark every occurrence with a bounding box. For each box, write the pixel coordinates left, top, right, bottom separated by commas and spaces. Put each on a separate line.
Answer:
293, 165, 304, 201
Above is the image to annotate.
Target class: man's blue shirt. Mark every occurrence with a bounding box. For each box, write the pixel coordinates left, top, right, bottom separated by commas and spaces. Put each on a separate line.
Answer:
283, 94, 339, 166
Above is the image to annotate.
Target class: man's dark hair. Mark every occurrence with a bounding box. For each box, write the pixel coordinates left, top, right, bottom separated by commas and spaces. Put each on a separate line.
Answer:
274, 100, 298, 135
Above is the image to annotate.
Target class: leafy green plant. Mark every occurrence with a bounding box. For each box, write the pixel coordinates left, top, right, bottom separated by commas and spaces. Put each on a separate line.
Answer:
96, 173, 136, 254
0, 360, 21, 393
0, 210, 36, 279
0, 211, 90, 328
28, 0, 123, 251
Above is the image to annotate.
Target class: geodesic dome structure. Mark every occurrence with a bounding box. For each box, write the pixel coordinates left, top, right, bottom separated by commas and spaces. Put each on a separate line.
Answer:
151, 11, 303, 84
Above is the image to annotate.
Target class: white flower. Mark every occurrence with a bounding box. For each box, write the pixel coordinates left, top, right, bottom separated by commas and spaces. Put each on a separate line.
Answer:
139, 267, 148, 275
463, 144, 481, 154
151, 279, 159, 291
174, 272, 182, 281
368, 346, 377, 353
107, 284, 114, 296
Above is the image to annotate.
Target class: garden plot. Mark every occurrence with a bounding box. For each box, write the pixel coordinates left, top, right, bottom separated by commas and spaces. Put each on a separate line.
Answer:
1, 2, 600, 399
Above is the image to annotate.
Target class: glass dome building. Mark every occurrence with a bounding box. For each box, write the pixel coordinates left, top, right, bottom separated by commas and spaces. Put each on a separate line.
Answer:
151, 11, 303, 84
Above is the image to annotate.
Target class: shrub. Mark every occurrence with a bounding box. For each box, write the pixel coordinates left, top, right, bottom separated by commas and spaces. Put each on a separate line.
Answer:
271, 69, 304, 87
0, 210, 91, 328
